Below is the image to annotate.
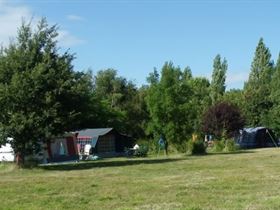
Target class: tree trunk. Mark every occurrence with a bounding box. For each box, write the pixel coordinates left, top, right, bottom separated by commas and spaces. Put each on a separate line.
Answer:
16, 152, 24, 168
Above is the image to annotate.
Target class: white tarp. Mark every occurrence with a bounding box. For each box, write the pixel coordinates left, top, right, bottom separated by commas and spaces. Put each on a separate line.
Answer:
0, 143, 14, 162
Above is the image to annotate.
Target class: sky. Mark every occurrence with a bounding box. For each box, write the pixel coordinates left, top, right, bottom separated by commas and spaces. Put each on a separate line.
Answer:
0, 0, 280, 89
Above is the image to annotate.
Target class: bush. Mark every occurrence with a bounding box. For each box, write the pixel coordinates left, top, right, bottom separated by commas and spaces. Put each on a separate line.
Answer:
211, 140, 225, 152
210, 139, 239, 153
187, 140, 206, 155
134, 145, 149, 157
224, 139, 239, 152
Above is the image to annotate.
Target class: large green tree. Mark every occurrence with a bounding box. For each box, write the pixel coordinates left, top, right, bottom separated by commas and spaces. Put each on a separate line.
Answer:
94, 69, 147, 137
267, 54, 280, 135
146, 62, 197, 149
0, 19, 92, 166
210, 54, 227, 105
244, 38, 274, 126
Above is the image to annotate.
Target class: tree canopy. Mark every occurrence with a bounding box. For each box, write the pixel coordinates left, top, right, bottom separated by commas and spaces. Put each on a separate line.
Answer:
1, 18, 280, 161
0, 18, 92, 165
244, 38, 274, 127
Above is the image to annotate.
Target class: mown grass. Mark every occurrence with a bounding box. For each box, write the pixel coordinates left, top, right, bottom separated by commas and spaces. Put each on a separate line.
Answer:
0, 148, 280, 210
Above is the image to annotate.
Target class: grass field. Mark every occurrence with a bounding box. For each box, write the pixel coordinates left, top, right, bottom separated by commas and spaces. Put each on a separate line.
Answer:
0, 148, 280, 210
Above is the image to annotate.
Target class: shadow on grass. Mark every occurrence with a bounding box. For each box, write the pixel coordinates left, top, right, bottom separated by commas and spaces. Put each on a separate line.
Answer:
40, 157, 186, 171
206, 150, 256, 156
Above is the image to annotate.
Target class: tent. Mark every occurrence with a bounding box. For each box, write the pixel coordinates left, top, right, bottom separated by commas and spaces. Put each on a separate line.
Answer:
0, 134, 79, 163
76, 128, 133, 157
236, 127, 278, 148
47, 133, 79, 162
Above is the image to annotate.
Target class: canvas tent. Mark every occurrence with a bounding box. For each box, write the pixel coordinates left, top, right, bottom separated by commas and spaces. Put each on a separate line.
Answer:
77, 128, 133, 157
47, 133, 79, 162
236, 127, 278, 148
0, 134, 78, 163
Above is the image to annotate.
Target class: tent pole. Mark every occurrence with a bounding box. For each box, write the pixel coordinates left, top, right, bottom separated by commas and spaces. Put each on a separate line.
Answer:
266, 129, 278, 148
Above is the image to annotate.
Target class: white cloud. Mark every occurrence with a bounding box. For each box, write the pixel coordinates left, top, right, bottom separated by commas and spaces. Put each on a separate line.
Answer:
57, 30, 86, 47
226, 72, 249, 84
67, 15, 85, 21
0, 1, 33, 46
0, 1, 85, 48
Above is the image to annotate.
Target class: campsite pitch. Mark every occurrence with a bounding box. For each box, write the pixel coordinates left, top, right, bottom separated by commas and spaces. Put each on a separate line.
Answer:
0, 148, 280, 209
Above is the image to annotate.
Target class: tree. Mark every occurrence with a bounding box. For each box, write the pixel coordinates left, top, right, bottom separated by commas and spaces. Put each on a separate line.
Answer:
146, 62, 196, 149
243, 38, 274, 126
202, 102, 245, 139
210, 54, 227, 105
223, 89, 245, 112
0, 18, 92, 166
267, 54, 280, 136
188, 77, 211, 132
94, 69, 147, 137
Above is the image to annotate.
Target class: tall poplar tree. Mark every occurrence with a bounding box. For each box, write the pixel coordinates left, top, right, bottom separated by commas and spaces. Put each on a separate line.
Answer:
210, 54, 227, 105
268, 54, 280, 135
244, 38, 273, 126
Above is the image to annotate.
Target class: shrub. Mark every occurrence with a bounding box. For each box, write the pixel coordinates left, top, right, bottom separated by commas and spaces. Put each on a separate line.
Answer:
211, 140, 225, 152
210, 139, 239, 153
224, 139, 239, 152
187, 140, 206, 155
134, 145, 149, 157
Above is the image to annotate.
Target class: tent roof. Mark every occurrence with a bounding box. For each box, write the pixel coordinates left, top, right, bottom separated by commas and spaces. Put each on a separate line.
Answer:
243, 127, 267, 133
77, 128, 114, 138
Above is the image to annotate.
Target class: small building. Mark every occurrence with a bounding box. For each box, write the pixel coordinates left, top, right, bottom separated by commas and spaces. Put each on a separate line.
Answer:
236, 127, 278, 148
77, 128, 133, 157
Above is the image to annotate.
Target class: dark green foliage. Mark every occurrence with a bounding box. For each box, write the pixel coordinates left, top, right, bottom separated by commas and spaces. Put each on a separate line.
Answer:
187, 140, 206, 155
202, 102, 245, 139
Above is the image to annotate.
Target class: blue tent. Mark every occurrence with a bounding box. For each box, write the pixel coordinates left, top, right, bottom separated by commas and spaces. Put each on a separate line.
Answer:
236, 127, 278, 148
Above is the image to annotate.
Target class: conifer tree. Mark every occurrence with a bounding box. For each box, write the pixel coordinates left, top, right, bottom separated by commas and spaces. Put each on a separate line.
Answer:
244, 38, 273, 126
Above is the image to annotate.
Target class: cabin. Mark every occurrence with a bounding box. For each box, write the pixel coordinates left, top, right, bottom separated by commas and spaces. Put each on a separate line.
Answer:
76, 128, 133, 157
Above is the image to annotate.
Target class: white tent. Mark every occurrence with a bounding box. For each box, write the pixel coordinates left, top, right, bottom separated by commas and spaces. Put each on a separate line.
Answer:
0, 143, 14, 162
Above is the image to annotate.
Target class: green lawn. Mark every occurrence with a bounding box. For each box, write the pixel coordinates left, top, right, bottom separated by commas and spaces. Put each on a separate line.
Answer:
0, 148, 280, 210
